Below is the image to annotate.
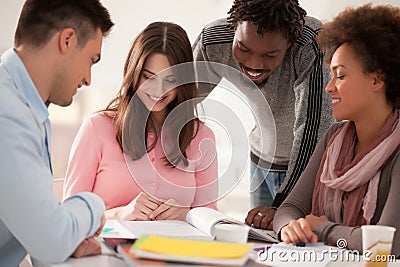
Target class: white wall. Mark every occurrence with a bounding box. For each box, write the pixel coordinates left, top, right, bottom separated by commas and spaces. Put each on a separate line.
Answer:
301, 0, 400, 22
1, 0, 399, 115
2, 0, 399, 111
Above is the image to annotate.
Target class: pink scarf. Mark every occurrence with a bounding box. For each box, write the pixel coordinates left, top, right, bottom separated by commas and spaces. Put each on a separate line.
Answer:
312, 110, 400, 226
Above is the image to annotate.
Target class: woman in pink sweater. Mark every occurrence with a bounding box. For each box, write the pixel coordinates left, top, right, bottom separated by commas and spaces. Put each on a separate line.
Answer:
63, 22, 218, 221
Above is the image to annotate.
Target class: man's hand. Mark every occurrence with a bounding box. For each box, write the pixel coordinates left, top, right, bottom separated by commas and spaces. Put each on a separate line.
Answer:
245, 206, 276, 230
94, 214, 106, 236
72, 237, 101, 258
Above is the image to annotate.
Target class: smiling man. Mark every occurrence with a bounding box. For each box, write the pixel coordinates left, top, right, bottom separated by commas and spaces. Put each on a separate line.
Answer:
193, 0, 334, 229
0, 0, 113, 266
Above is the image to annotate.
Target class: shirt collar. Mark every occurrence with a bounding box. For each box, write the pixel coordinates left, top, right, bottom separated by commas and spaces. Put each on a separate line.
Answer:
1, 48, 49, 124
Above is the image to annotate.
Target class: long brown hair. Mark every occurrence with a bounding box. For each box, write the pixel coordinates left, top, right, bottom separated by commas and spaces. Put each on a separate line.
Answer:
103, 22, 199, 166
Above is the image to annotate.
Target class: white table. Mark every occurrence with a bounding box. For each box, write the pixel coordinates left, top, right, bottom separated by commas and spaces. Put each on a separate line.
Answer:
36, 239, 262, 267
41, 255, 128, 267
33, 238, 128, 267
35, 239, 400, 267
39, 254, 400, 267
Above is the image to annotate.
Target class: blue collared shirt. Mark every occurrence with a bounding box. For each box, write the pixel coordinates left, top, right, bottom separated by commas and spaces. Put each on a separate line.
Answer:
0, 49, 105, 266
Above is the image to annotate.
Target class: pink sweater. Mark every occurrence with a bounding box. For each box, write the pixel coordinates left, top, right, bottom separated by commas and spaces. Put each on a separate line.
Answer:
63, 113, 218, 210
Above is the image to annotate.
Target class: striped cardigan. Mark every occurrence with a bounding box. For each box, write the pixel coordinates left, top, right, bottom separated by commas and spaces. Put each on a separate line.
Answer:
193, 17, 334, 207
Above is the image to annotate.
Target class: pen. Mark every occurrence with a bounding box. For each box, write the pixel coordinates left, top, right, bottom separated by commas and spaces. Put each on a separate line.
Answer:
253, 245, 271, 252
295, 242, 325, 247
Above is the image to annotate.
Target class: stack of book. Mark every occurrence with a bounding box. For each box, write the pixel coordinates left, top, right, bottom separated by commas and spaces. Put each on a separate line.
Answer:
121, 235, 253, 266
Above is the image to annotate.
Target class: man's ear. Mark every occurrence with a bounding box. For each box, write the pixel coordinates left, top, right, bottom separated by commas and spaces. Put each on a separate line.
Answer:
58, 28, 77, 54
371, 70, 385, 92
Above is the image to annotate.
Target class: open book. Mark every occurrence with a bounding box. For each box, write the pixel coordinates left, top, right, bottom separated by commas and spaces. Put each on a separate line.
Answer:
101, 207, 278, 243
187, 207, 279, 243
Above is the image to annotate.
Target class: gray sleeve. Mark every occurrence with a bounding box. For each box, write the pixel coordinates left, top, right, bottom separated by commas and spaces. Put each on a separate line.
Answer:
274, 122, 400, 257
375, 152, 400, 257
192, 29, 219, 98
272, 39, 334, 208
273, 123, 341, 233
313, 150, 400, 257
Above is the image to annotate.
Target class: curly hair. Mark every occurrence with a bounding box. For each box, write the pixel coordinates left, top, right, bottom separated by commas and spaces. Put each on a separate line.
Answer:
227, 0, 306, 43
318, 4, 400, 107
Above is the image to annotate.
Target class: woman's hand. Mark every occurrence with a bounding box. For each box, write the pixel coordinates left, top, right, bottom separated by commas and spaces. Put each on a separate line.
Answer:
149, 199, 190, 221
280, 215, 328, 244
281, 218, 317, 244
106, 192, 162, 220
245, 206, 276, 230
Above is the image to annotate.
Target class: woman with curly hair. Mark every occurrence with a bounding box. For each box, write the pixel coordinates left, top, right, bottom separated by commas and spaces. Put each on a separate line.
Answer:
273, 4, 400, 255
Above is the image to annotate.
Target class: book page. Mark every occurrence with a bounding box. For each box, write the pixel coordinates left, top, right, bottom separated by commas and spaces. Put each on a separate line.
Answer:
186, 207, 241, 236
101, 219, 212, 240
101, 220, 136, 239
187, 207, 279, 243
248, 228, 278, 243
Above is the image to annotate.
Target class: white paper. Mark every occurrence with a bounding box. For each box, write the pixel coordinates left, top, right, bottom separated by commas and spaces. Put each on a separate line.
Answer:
100, 219, 212, 240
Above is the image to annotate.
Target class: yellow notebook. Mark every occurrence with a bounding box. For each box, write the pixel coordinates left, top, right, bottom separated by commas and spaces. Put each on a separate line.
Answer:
131, 235, 253, 266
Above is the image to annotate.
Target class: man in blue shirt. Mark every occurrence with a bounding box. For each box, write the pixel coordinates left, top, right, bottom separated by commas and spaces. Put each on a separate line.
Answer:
0, 0, 114, 266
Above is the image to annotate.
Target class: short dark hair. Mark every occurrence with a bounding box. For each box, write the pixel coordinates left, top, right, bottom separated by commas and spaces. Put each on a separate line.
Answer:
227, 0, 306, 43
318, 4, 400, 106
14, 0, 114, 48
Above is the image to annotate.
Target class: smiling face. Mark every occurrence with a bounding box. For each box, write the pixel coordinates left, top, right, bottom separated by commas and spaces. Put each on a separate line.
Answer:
232, 21, 291, 85
50, 28, 103, 107
325, 43, 378, 121
136, 53, 178, 117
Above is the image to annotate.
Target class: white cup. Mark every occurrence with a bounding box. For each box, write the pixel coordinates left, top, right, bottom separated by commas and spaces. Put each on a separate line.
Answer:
213, 223, 250, 244
361, 225, 396, 267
